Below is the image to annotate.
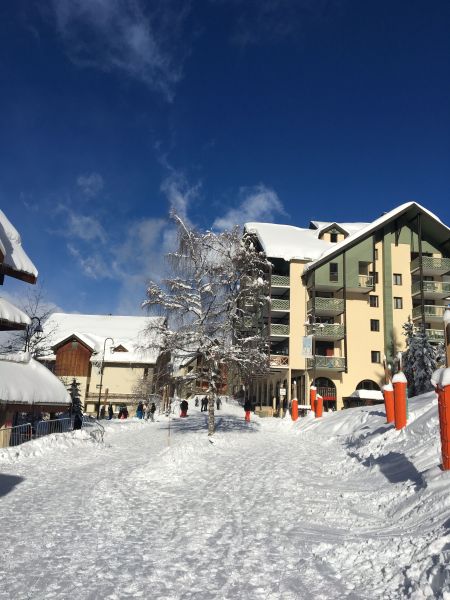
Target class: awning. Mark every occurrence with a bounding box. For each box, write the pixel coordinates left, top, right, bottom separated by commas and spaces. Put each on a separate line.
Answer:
0, 352, 70, 406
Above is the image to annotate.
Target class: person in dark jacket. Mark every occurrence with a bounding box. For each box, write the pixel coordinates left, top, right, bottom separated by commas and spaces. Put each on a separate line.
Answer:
149, 402, 156, 421
180, 399, 188, 417
108, 404, 114, 420
244, 398, 252, 422
136, 401, 144, 419
216, 397, 221, 410
201, 396, 208, 412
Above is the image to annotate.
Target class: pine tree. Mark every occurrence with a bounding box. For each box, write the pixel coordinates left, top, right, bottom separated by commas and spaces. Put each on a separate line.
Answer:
143, 212, 270, 435
68, 378, 83, 428
402, 319, 437, 396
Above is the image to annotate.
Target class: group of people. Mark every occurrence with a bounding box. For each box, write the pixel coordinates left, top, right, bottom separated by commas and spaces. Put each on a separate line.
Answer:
136, 401, 157, 421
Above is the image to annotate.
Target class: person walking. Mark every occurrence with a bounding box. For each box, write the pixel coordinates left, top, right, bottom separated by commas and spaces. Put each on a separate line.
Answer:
180, 399, 188, 417
108, 403, 114, 420
244, 398, 252, 422
216, 396, 221, 410
136, 401, 144, 419
201, 396, 208, 412
149, 402, 156, 422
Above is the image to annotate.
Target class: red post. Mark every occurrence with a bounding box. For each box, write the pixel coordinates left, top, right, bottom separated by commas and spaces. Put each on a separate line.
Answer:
315, 394, 323, 418
393, 372, 407, 430
310, 386, 317, 413
435, 372, 450, 471
291, 398, 298, 421
383, 383, 395, 424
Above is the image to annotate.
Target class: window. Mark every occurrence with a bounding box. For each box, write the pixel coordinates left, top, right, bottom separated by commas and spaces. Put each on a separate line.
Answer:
330, 233, 338, 243
394, 297, 403, 309
370, 319, 380, 332
369, 271, 379, 284
371, 351, 381, 363
329, 263, 338, 282
369, 295, 379, 307
374, 248, 378, 260
393, 273, 402, 285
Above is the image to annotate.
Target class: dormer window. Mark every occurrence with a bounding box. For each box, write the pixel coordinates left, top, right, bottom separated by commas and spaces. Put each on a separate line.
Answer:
330, 233, 338, 243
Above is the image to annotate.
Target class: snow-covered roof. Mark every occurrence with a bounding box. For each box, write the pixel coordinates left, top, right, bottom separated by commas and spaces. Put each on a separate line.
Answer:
348, 389, 384, 401
304, 202, 448, 275
244, 222, 333, 262
0, 352, 70, 406
40, 313, 165, 364
0, 209, 38, 282
309, 221, 369, 237
0, 297, 31, 329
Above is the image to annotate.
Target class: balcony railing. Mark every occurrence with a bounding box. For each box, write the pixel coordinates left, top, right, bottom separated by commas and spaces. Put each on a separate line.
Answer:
358, 275, 374, 288
269, 355, 289, 367
306, 323, 345, 340
412, 305, 447, 320
425, 329, 445, 342
271, 274, 290, 287
307, 297, 345, 315
411, 281, 450, 297
411, 256, 450, 274
271, 298, 290, 311
307, 355, 346, 370
270, 323, 290, 336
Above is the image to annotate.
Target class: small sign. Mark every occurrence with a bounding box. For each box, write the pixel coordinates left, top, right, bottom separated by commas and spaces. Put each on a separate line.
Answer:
279, 388, 286, 396
302, 335, 313, 358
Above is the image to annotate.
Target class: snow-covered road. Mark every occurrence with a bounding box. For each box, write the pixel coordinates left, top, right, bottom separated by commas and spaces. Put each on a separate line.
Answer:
1, 398, 449, 599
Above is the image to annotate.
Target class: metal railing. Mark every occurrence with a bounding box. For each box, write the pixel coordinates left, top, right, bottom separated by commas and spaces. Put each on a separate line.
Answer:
271, 274, 290, 287
358, 275, 374, 288
411, 280, 450, 296
306, 323, 344, 339
412, 305, 446, 319
0, 415, 104, 449
411, 256, 450, 273
271, 298, 290, 311
0, 423, 32, 448
316, 387, 337, 401
307, 297, 345, 314
270, 323, 290, 336
307, 355, 346, 370
35, 418, 73, 438
425, 329, 445, 342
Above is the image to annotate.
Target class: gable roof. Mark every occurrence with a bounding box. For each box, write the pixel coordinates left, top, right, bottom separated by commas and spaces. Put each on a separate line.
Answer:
0, 209, 38, 283
304, 202, 450, 275
309, 221, 369, 237
40, 313, 165, 364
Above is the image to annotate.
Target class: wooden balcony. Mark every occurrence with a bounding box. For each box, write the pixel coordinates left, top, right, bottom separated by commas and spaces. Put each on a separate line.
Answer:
411, 256, 450, 276
307, 297, 344, 316
411, 280, 450, 300
269, 355, 289, 368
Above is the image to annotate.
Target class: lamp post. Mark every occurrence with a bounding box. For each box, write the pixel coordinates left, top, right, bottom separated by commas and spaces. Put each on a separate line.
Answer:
96, 337, 114, 419
24, 316, 43, 353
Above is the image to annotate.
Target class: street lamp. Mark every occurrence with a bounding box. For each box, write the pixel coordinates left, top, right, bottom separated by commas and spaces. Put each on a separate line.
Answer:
24, 316, 43, 353
96, 337, 115, 419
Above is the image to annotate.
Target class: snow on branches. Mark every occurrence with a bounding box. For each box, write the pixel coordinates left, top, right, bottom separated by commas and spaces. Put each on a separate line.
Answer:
143, 212, 271, 434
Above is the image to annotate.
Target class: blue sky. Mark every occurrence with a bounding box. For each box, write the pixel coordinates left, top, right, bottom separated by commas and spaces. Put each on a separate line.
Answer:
1, 1, 450, 315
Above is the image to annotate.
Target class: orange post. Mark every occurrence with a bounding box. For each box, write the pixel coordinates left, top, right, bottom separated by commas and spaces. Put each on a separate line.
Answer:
315, 395, 323, 418
291, 398, 298, 421
383, 383, 395, 424
310, 386, 317, 413
439, 381, 450, 470
393, 372, 407, 430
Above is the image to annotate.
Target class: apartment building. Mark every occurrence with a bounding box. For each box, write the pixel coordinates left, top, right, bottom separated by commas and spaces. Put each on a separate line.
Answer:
244, 202, 450, 411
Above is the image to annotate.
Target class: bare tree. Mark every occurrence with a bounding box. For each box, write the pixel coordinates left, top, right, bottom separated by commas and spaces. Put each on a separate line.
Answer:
0, 284, 58, 357
143, 212, 270, 435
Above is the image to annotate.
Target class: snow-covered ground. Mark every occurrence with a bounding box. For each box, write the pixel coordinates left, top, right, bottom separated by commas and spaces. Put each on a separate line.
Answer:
1, 395, 450, 599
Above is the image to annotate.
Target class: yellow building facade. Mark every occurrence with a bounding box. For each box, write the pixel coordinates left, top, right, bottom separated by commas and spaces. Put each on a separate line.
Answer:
245, 202, 450, 411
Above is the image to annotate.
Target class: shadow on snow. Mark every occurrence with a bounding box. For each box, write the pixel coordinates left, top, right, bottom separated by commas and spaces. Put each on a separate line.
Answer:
348, 450, 426, 491
159, 413, 260, 435
0, 473, 25, 498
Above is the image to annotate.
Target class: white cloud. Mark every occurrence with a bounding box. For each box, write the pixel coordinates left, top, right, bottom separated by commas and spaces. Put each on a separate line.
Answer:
67, 243, 112, 279
77, 172, 104, 197
212, 184, 287, 230
66, 211, 107, 243
50, 0, 190, 100
160, 170, 200, 222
